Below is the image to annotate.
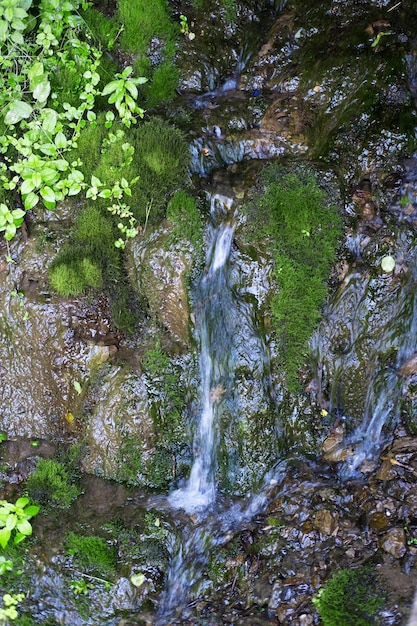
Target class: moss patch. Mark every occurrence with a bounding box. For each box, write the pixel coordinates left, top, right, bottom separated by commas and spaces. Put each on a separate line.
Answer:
312, 566, 385, 626
245, 164, 343, 389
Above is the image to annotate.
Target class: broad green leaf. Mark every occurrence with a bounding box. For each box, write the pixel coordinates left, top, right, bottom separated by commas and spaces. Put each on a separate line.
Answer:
101, 80, 119, 97
10, 30, 24, 44
0, 20, 7, 42
131, 76, 148, 86
5, 514, 17, 531
13, 531, 26, 545
23, 192, 39, 211
39, 143, 57, 157
33, 81, 51, 103
11, 209, 25, 220
21, 0, 34, 10
73, 380, 82, 394
67, 183, 81, 196
28, 61, 44, 82
41, 167, 60, 184
4, 7, 13, 22
54, 132, 67, 149
125, 82, 138, 99
5, 224, 17, 240
91, 175, 102, 187
42, 199, 56, 211
40, 186, 55, 203
5, 101, 33, 125
98, 189, 111, 199
16, 519, 32, 536
0, 527, 11, 549
52, 159, 69, 172
20, 179, 35, 195
41, 109, 58, 133
22, 505, 39, 518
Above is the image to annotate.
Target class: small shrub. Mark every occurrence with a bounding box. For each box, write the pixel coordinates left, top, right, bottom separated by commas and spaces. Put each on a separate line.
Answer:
65, 532, 116, 577
26, 459, 80, 508
312, 566, 385, 626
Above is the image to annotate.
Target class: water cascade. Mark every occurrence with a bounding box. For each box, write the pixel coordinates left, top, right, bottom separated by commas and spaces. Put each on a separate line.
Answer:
158, 192, 283, 621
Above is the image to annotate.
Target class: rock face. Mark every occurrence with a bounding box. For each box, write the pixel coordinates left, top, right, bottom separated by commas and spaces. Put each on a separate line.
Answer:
0, 231, 119, 440
127, 223, 195, 348
81, 365, 154, 480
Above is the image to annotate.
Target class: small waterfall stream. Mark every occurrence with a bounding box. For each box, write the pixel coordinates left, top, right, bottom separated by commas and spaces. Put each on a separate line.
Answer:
158, 193, 284, 622
169, 195, 235, 513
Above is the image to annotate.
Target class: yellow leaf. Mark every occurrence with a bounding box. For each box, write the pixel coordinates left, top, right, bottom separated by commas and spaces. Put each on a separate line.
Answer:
65, 412, 74, 424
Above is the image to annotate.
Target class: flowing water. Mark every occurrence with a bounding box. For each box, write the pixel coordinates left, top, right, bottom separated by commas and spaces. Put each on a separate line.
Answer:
157, 193, 285, 622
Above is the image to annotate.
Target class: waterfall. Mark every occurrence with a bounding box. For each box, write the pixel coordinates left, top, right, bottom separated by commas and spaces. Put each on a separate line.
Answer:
158, 193, 284, 622
340, 267, 417, 477
168, 194, 235, 513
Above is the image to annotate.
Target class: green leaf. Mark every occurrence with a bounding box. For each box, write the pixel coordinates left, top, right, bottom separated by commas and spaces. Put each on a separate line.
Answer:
23, 192, 39, 211
5, 101, 33, 125
13, 531, 26, 545
125, 82, 138, 99
21, 178, 35, 195
28, 61, 44, 82
42, 199, 56, 211
0, 527, 11, 549
0, 20, 8, 42
101, 80, 119, 97
73, 380, 82, 394
39, 143, 57, 157
54, 132, 67, 149
5, 224, 17, 240
16, 519, 32, 536
5, 514, 17, 531
15, 497, 29, 509
33, 80, 51, 103
41, 167, 60, 184
23, 505, 40, 518
40, 186, 55, 203
130, 573, 145, 587
41, 109, 58, 133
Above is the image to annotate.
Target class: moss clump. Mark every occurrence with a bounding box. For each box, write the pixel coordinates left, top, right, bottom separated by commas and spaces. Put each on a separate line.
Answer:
49, 253, 103, 297
65, 532, 116, 577
246, 164, 342, 389
117, 0, 179, 107
26, 458, 80, 508
312, 566, 385, 626
145, 61, 180, 108
80, 6, 120, 50
74, 205, 115, 249
166, 190, 203, 247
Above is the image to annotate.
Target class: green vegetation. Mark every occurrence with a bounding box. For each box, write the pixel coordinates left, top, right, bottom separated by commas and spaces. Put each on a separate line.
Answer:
117, 0, 179, 107
0, 499, 39, 549
312, 566, 384, 626
49, 254, 103, 297
167, 190, 203, 247
66, 532, 116, 578
25, 459, 80, 508
245, 164, 342, 389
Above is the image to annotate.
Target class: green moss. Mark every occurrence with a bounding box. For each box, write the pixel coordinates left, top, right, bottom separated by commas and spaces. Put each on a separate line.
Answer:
118, 0, 178, 58
312, 566, 385, 626
26, 458, 80, 508
49, 253, 103, 297
246, 164, 342, 389
130, 118, 189, 224
166, 190, 203, 247
74, 205, 115, 249
145, 61, 180, 108
116, 438, 144, 486
65, 532, 117, 577
80, 7, 120, 50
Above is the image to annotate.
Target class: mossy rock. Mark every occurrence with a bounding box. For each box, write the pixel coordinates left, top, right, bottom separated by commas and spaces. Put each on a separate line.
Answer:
313, 566, 385, 626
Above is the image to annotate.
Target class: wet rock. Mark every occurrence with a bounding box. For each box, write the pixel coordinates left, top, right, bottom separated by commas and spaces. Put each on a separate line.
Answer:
81, 365, 154, 480
380, 528, 407, 558
127, 223, 195, 347
398, 353, 417, 377
313, 509, 339, 536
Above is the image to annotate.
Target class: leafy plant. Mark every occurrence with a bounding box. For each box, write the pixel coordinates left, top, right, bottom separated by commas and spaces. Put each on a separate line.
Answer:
312, 566, 384, 626
101, 66, 147, 127
70, 578, 94, 595
0, 498, 39, 549
0, 592, 25, 623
